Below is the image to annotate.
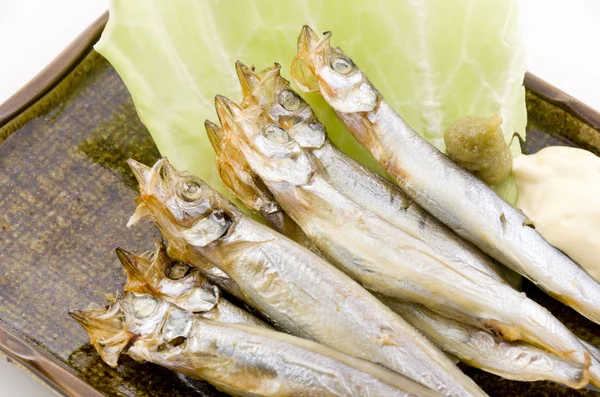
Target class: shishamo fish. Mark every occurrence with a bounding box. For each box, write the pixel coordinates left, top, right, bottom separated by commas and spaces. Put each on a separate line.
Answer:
290, 25, 600, 326
384, 300, 587, 387
213, 91, 593, 377
126, 157, 487, 397
71, 294, 439, 397
206, 65, 592, 388
119, 235, 589, 388
205, 119, 318, 253
232, 62, 509, 285
116, 241, 269, 328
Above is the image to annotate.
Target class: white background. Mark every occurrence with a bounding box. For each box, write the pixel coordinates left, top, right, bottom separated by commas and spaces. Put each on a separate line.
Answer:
0, 0, 599, 396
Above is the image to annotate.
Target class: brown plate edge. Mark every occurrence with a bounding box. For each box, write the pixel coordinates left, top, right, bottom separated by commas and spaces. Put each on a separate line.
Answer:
1, 12, 600, 397
0, 11, 108, 128
524, 72, 600, 132
0, 321, 104, 397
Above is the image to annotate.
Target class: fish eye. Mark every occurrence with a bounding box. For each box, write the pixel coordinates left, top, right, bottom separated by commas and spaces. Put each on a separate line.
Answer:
133, 296, 158, 319
308, 121, 325, 134
278, 89, 302, 111
330, 56, 354, 75
263, 125, 290, 144
168, 262, 191, 280
180, 180, 203, 202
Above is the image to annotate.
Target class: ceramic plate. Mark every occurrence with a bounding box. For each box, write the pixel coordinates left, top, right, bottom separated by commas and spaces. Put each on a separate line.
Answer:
1, 13, 599, 397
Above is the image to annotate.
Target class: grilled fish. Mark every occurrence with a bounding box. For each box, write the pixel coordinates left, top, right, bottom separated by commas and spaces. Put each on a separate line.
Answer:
214, 89, 592, 375
117, 241, 269, 327
118, 237, 588, 388
126, 157, 487, 397
290, 25, 600, 327
233, 62, 508, 285
384, 300, 587, 387
71, 294, 439, 397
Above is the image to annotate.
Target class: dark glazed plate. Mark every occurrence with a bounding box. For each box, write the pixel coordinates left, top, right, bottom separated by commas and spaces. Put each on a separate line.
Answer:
1, 13, 600, 397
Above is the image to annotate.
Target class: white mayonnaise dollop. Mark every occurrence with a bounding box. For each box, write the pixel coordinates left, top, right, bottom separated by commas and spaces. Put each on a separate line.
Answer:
513, 146, 600, 281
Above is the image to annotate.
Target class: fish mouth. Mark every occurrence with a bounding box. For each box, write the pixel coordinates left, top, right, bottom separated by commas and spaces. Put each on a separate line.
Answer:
205, 120, 223, 155
215, 95, 264, 143
127, 158, 177, 228
291, 26, 331, 92
127, 157, 176, 197
235, 61, 262, 102
215, 95, 243, 134
116, 246, 161, 296
236, 61, 283, 102
250, 64, 282, 98
116, 246, 145, 279
128, 158, 152, 193
69, 304, 133, 368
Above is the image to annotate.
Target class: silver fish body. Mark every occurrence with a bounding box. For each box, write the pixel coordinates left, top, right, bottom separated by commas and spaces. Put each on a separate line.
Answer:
125, 233, 589, 388
384, 300, 587, 387
291, 26, 600, 327
73, 294, 439, 397
222, 72, 591, 372
132, 318, 439, 397
243, 147, 589, 367
127, 157, 487, 397
235, 63, 508, 286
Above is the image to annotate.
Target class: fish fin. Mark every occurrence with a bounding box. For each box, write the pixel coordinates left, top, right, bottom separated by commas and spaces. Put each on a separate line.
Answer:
579, 351, 592, 389
359, 116, 387, 154
69, 305, 133, 368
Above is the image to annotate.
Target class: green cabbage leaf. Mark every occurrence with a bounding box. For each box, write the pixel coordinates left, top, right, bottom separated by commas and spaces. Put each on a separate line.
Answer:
96, 0, 526, 202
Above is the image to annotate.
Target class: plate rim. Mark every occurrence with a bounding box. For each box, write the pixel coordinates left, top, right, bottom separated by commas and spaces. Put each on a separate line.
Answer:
0, 12, 108, 128
0, 321, 104, 397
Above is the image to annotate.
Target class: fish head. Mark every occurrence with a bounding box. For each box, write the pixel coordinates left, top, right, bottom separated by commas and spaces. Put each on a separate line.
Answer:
292, 25, 379, 113
237, 61, 326, 150
117, 242, 220, 314
119, 293, 191, 343
127, 158, 238, 253
206, 119, 280, 216
69, 302, 132, 368
71, 295, 193, 367
215, 95, 318, 188
142, 243, 221, 314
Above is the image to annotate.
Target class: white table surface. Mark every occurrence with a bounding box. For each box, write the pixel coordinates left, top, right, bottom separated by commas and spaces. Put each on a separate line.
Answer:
0, 0, 599, 396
